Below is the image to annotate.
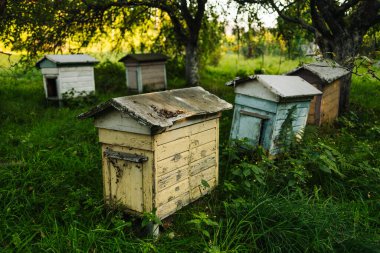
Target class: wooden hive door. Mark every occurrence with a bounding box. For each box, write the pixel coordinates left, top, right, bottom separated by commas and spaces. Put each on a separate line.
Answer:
237, 110, 268, 146
104, 148, 148, 213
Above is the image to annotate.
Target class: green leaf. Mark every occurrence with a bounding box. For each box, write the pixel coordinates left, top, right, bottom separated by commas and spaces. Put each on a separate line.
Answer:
201, 179, 210, 188
202, 230, 210, 238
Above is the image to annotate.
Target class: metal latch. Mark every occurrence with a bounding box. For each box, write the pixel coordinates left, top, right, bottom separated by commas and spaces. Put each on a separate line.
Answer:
104, 148, 148, 163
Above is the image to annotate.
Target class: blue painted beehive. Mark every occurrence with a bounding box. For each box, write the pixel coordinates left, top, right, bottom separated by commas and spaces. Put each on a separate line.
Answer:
226, 75, 322, 155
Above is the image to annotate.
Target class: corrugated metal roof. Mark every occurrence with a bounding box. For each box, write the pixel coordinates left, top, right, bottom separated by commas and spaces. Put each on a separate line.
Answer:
78, 87, 232, 128
287, 61, 350, 83
36, 54, 99, 68
119, 53, 168, 63
226, 75, 322, 98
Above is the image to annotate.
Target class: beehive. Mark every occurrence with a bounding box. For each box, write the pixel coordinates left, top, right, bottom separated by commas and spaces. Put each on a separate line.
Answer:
78, 87, 232, 219
36, 54, 98, 100
287, 61, 350, 125
119, 53, 168, 93
227, 75, 321, 155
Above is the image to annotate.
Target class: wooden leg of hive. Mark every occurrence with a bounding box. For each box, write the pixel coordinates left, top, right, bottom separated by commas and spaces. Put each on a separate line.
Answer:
146, 222, 160, 238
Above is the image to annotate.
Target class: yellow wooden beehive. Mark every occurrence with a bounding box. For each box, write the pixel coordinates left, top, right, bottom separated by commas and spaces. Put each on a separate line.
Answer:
79, 87, 232, 219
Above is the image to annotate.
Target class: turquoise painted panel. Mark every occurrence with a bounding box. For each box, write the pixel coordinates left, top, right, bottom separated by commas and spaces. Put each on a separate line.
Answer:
235, 94, 277, 113
231, 95, 312, 155
230, 104, 276, 150
269, 101, 311, 154
237, 114, 263, 146
39, 60, 57, 69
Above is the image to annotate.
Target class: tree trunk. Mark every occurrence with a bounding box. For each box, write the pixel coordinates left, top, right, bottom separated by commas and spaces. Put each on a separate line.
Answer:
315, 32, 361, 115
185, 42, 199, 86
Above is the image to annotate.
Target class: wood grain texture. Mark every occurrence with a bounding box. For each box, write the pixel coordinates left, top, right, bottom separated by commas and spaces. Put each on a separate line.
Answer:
101, 144, 154, 212
99, 128, 153, 151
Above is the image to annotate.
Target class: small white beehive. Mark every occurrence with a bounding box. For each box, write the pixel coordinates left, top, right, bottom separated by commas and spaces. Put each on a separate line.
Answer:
36, 54, 99, 100
119, 53, 168, 93
78, 87, 232, 219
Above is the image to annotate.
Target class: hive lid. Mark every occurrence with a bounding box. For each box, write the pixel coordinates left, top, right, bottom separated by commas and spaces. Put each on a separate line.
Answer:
287, 60, 350, 83
36, 54, 99, 68
226, 75, 322, 99
78, 86, 232, 128
119, 53, 168, 63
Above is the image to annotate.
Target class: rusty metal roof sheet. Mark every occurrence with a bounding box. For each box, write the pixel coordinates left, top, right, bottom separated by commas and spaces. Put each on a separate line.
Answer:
78, 87, 232, 128
36, 54, 99, 68
119, 53, 168, 63
226, 75, 322, 98
287, 60, 350, 83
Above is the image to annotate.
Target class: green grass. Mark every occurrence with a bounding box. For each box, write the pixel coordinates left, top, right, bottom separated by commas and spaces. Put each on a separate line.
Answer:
0, 54, 379, 252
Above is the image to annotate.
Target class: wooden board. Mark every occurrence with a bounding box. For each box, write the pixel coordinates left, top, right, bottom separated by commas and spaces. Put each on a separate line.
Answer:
155, 179, 190, 207
153, 118, 219, 219
98, 128, 153, 151
101, 144, 154, 212
155, 118, 217, 145
157, 165, 189, 192
156, 151, 190, 177
94, 110, 151, 135
320, 80, 340, 124
156, 192, 190, 219
155, 136, 190, 161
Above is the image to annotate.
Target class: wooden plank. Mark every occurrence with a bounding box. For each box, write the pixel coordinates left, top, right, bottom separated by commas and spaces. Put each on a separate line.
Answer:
189, 155, 216, 176
190, 141, 216, 162
99, 128, 153, 151
235, 80, 279, 102
156, 151, 190, 177
59, 66, 94, 72
102, 144, 154, 212
156, 192, 190, 219
94, 110, 151, 135
155, 118, 216, 145
190, 128, 216, 148
156, 165, 189, 192
155, 179, 189, 207
190, 166, 215, 189
215, 118, 220, 185
41, 68, 59, 75
101, 145, 112, 204
235, 94, 278, 113
155, 136, 190, 161
190, 178, 216, 201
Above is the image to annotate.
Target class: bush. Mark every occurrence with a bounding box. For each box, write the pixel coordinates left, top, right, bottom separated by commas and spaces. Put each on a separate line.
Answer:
94, 60, 126, 93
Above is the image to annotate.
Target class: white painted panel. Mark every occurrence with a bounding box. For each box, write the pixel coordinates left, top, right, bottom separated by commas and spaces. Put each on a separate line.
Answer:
235, 80, 279, 102
94, 110, 151, 135
41, 68, 59, 75
59, 66, 94, 72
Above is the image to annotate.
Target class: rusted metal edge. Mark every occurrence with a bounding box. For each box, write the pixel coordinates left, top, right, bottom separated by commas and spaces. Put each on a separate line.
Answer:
104, 148, 148, 163
225, 75, 255, 86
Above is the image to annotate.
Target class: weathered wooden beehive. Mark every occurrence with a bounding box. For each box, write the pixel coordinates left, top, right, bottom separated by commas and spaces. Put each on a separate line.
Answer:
227, 75, 321, 155
287, 61, 349, 125
78, 87, 232, 219
119, 53, 168, 93
36, 54, 99, 100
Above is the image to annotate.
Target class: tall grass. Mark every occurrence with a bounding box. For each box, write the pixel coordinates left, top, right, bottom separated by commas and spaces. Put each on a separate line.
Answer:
0, 54, 379, 252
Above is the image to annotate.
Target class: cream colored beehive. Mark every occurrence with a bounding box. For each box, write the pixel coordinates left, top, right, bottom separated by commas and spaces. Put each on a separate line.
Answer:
79, 87, 232, 219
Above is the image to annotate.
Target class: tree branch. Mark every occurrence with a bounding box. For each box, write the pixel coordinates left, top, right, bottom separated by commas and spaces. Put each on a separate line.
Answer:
337, 0, 360, 15
268, 0, 315, 33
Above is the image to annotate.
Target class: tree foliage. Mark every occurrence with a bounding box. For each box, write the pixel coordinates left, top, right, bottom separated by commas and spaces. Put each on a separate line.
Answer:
236, 0, 380, 113
0, 0, 224, 86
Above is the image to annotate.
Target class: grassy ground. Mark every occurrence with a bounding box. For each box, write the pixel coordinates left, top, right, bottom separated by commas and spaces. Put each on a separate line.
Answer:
0, 54, 379, 252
